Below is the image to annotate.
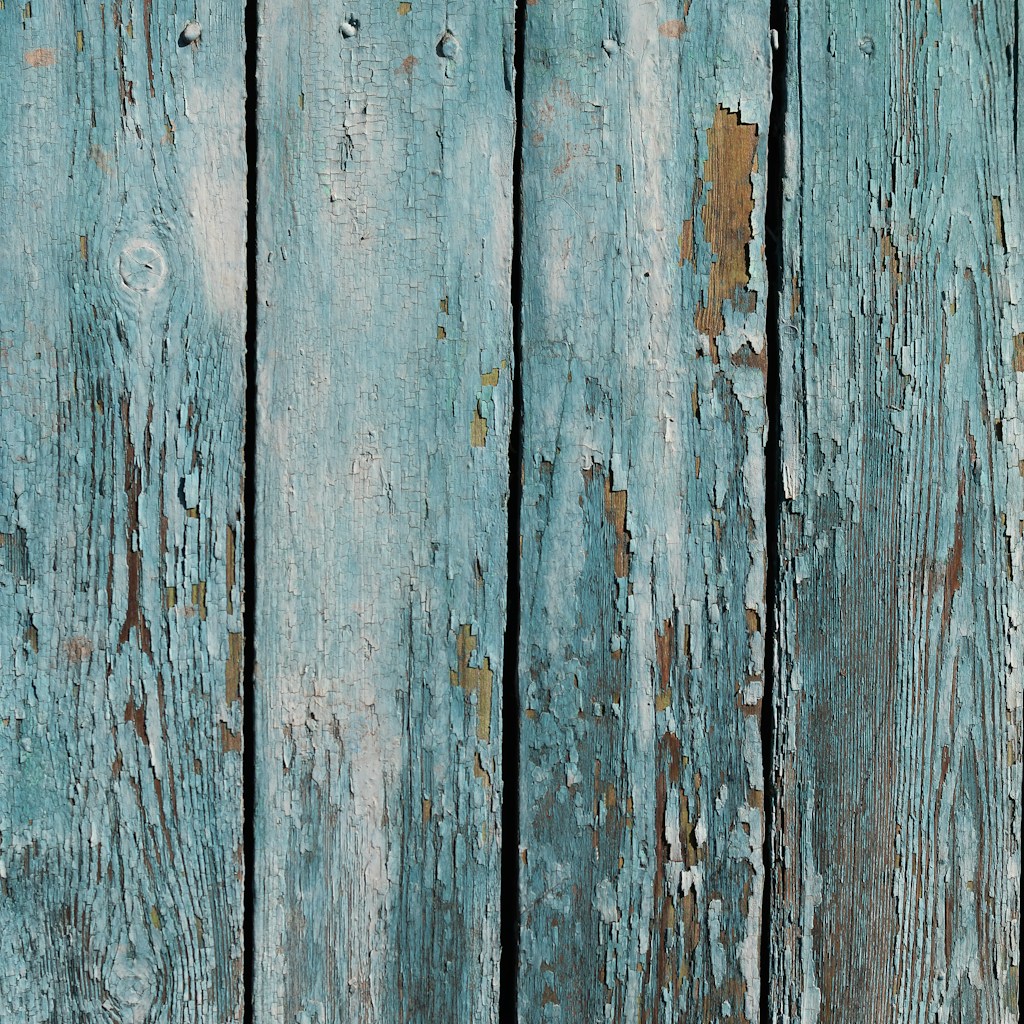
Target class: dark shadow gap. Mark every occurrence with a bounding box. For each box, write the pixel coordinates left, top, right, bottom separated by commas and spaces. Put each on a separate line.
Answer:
499, 0, 527, 1021
1013, 0, 1019, 160
762, 1, 788, 1021
242, 0, 259, 1020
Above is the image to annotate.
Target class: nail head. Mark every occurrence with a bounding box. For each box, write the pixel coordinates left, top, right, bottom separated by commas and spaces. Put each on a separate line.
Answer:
438, 30, 459, 59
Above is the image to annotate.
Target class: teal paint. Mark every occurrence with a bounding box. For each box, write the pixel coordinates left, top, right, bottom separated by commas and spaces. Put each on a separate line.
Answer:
0, 0, 246, 1020
772, 0, 1023, 1019
254, 2, 514, 1020
516, 3, 771, 1020
1, 0, 1020, 1017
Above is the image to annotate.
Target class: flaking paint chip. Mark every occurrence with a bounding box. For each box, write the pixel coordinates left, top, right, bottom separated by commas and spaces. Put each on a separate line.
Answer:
470, 408, 488, 448
451, 624, 493, 740
1012, 333, 1024, 372
693, 105, 759, 355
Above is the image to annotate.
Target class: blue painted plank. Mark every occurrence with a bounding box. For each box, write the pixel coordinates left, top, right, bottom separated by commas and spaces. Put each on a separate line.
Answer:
772, 0, 1023, 1019
0, 1, 247, 1020
517, 3, 771, 1020
254, 2, 514, 1020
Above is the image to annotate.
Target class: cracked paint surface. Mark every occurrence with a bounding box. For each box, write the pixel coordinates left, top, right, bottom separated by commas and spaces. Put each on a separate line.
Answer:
3, 0, 1018, 1018
0, 0, 247, 1019
773, 0, 1023, 1020
518, 2, 770, 1020
254, 2, 514, 1021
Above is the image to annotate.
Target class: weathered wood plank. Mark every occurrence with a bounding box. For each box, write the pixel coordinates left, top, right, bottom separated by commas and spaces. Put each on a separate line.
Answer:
0, 1, 247, 1020
254, 2, 514, 1021
772, 0, 1023, 1019
517, 4, 771, 1020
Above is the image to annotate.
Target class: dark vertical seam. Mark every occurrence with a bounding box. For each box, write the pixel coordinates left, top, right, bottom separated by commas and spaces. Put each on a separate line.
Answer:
763, 2, 788, 1022
242, 0, 258, 1020
500, 0, 527, 1021
1014, 0, 1019, 159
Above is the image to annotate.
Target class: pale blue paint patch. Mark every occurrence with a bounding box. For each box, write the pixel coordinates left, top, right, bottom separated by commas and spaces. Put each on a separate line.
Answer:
254, 1, 514, 1020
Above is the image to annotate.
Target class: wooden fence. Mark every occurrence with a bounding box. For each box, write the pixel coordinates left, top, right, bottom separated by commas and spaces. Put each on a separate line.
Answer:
2, 0, 1021, 1021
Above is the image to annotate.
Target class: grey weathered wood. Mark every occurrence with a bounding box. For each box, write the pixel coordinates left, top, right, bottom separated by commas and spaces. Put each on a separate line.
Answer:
254, 2, 514, 1021
0, 1, 247, 1020
517, 3, 771, 1020
772, 0, 1023, 1019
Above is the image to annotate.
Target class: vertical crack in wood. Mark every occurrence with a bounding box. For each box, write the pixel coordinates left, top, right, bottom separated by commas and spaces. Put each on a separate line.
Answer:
764, 1, 788, 1021
500, 0, 527, 1020
1014, 0, 1020, 160
242, 0, 259, 1019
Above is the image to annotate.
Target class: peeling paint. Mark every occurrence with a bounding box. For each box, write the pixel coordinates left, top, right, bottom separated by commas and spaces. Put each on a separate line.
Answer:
451, 623, 495, 741
694, 106, 759, 357
254, 2, 512, 1017
0, 0, 247, 1014
519, 4, 769, 1019
773, 1, 1022, 1018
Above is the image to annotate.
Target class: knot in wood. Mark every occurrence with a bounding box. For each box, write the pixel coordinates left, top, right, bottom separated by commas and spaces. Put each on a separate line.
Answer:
118, 241, 167, 294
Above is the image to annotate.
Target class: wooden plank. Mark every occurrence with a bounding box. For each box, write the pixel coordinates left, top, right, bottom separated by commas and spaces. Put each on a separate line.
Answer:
254, 2, 514, 1020
0, 1, 246, 1020
517, 4, 771, 1020
772, 0, 1023, 1019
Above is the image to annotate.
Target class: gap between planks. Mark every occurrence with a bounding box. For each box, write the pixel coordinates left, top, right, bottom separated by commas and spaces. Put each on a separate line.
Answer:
499, 0, 529, 1021
762, 0, 789, 1021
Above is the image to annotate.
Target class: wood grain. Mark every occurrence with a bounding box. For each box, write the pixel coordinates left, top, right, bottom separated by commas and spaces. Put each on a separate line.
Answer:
254, 2, 514, 1021
0, 0, 247, 1020
772, 0, 1023, 1019
516, 3, 771, 1020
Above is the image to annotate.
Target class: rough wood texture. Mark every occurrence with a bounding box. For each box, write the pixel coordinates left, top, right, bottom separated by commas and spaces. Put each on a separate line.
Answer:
772, 0, 1023, 1019
0, 1, 247, 1020
254, 2, 514, 1021
517, 3, 771, 1020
